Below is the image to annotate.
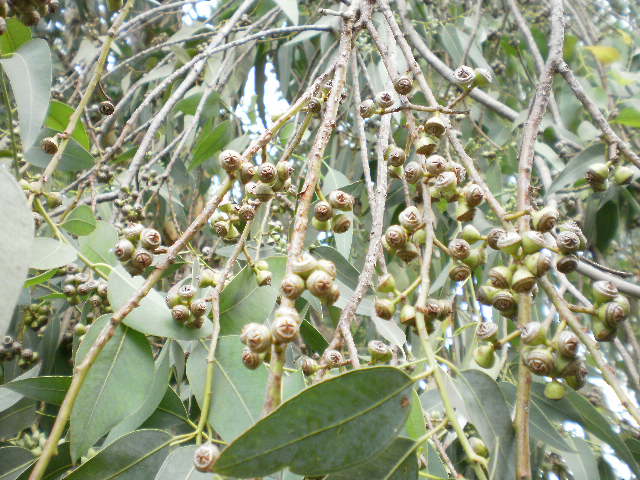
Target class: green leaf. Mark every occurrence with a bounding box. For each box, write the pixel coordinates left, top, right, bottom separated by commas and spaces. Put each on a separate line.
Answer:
0, 367, 40, 412
0, 446, 33, 480
595, 200, 618, 251
108, 265, 213, 340
0, 399, 36, 440
78, 221, 118, 277
141, 387, 189, 430
219, 257, 287, 335
3, 376, 70, 405
0, 39, 51, 148
60, 205, 97, 236
186, 336, 268, 441
213, 366, 414, 477
154, 445, 209, 480
560, 436, 598, 480
0, 19, 32, 55
404, 390, 427, 441
70, 315, 155, 460
15, 442, 72, 480
45, 100, 91, 150
24, 269, 57, 287
190, 120, 233, 169
65, 430, 171, 479
547, 144, 606, 196
299, 319, 328, 355
24, 128, 95, 172
0, 168, 33, 334
585, 45, 621, 64
325, 437, 418, 480
29, 237, 77, 270
612, 107, 640, 128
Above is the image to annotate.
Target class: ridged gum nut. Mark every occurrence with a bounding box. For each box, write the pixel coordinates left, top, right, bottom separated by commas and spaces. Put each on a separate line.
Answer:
488, 265, 512, 289
178, 284, 197, 301
460, 183, 483, 208
323, 284, 341, 305
486, 228, 506, 250
140, 228, 161, 250
404, 161, 424, 184
219, 149, 242, 173
397, 242, 420, 263
592, 318, 616, 342
322, 349, 343, 368
424, 116, 446, 138
434, 171, 458, 197
384, 145, 406, 167
190, 298, 208, 317
241, 348, 262, 370
585, 162, 609, 184
477, 285, 499, 305
521, 231, 546, 255
449, 263, 472, 282
544, 380, 566, 400
99, 101, 115, 116
239, 204, 256, 222
368, 340, 392, 363
314, 201, 333, 222
375, 297, 396, 320
521, 321, 547, 346
525, 251, 552, 277
63, 284, 77, 296
531, 206, 559, 232
614, 165, 634, 185
41, 136, 58, 155
124, 223, 144, 243
239, 162, 257, 184
612, 294, 630, 316
254, 259, 269, 271
425, 298, 451, 320
412, 228, 426, 245
131, 248, 153, 269
524, 346, 554, 376
398, 206, 422, 232
556, 254, 578, 274
240, 322, 272, 353
400, 304, 417, 326
492, 289, 517, 312
511, 266, 537, 293
256, 270, 272, 287
476, 322, 499, 343
564, 360, 587, 390
299, 356, 318, 376
449, 161, 467, 184
213, 220, 230, 238
423, 154, 447, 175
114, 239, 134, 261
306, 96, 323, 113
312, 259, 335, 280
496, 231, 522, 256
253, 182, 275, 202
385, 225, 408, 249
171, 304, 190, 323
448, 238, 471, 260
393, 75, 413, 95
474, 344, 496, 369
453, 65, 476, 86
461, 224, 482, 243
193, 443, 220, 473
291, 252, 318, 279
359, 98, 377, 118
272, 315, 299, 343
327, 190, 354, 211
461, 247, 485, 269
415, 133, 438, 156
598, 302, 626, 329
592, 280, 618, 304
374, 90, 394, 109
555, 330, 579, 358
280, 273, 305, 299
556, 231, 581, 254
332, 214, 352, 234
258, 162, 277, 185
306, 269, 334, 298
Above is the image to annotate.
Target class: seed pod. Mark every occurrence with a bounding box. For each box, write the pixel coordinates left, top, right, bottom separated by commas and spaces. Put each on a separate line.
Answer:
511, 266, 537, 293
193, 443, 220, 473
598, 302, 626, 329
306, 269, 334, 298
299, 356, 318, 376
492, 289, 517, 312
399, 206, 422, 232
99, 101, 115, 116
114, 239, 135, 261
521, 321, 547, 346
41, 136, 58, 155
171, 304, 190, 323
486, 228, 506, 250
488, 265, 512, 289
131, 248, 153, 270
385, 145, 406, 167
306, 96, 323, 113
556, 231, 581, 254
554, 330, 579, 358
448, 238, 471, 260
314, 259, 336, 280
612, 294, 630, 316
272, 315, 299, 344
123, 223, 144, 243
461, 247, 486, 269
240, 322, 272, 353
477, 285, 499, 305
258, 162, 277, 185
393, 75, 413, 95
556, 254, 578, 274
497, 231, 522, 256
327, 190, 354, 211
190, 298, 208, 317
415, 134, 438, 156
399, 304, 417, 326
281, 274, 305, 299
525, 251, 552, 277
374, 90, 394, 109
140, 228, 161, 250
323, 284, 341, 305
322, 349, 344, 368
397, 242, 420, 263
461, 224, 482, 243
62, 284, 77, 296
433, 171, 458, 198
241, 348, 262, 370
332, 214, 352, 234
404, 161, 424, 184
449, 263, 472, 282
291, 252, 317, 279
592, 280, 618, 304
476, 322, 499, 343
448, 161, 467, 184
368, 340, 392, 363
385, 225, 408, 250
219, 150, 242, 173
423, 154, 448, 175
314, 201, 333, 222
359, 98, 377, 118
564, 360, 588, 390
424, 116, 446, 138
178, 284, 196, 301
77, 281, 97, 296
375, 298, 396, 320
521, 231, 546, 255
426, 298, 452, 320
253, 182, 275, 202
585, 162, 609, 185
239, 162, 257, 183
236, 204, 255, 222
474, 344, 496, 369
544, 380, 566, 400
592, 318, 617, 342
524, 346, 554, 376
614, 165, 634, 185
453, 65, 476, 86
256, 270, 272, 286
531, 206, 559, 232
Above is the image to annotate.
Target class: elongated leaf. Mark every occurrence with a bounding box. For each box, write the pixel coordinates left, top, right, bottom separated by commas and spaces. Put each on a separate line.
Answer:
24, 269, 57, 288
3, 376, 70, 405
154, 445, 209, 480
547, 144, 605, 195
0, 399, 36, 440
108, 265, 213, 340
45, 100, 91, 150
70, 315, 155, 460
219, 257, 286, 335
186, 336, 268, 441
78, 220, 118, 276
585, 45, 620, 64
0, 39, 51, 148
404, 390, 427, 441
16, 442, 71, 480
60, 205, 96, 236
190, 120, 233, 169
141, 387, 189, 430
66, 430, 171, 479
299, 319, 328, 354
0, 446, 33, 480
29, 237, 77, 270
560, 436, 598, 480
0, 168, 33, 334
0, 366, 39, 411
0, 19, 32, 54
213, 366, 414, 477
25, 129, 95, 172
612, 107, 640, 128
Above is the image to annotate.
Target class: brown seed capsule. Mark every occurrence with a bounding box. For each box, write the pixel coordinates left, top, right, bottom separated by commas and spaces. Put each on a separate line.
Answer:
258, 162, 277, 185
193, 443, 220, 473
556, 254, 578, 274
306, 269, 334, 298
556, 231, 581, 254
219, 150, 242, 173
239, 162, 257, 183
306, 96, 323, 113
240, 322, 272, 353
415, 134, 438, 156
99, 101, 115, 116
453, 65, 476, 86
332, 214, 352, 234
404, 161, 424, 184
280, 273, 305, 299
525, 251, 552, 277
462, 183, 484, 207
492, 289, 517, 312
423, 154, 448, 175
510, 266, 537, 293
385, 225, 408, 250
368, 340, 392, 363
393, 75, 413, 95
190, 298, 208, 317
555, 330, 579, 358
598, 302, 626, 329
299, 356, 318, 376
114, 239, 135, 261
41, 136, 58, 155
385, 145, 406, 167
140, 228, 161, 250
359, 98, 377, 118
531, 206, 559, 232
398, 206, 422, 233
375, 297, 396, 320
488, 265, 512, 289
524, 346, 554, 376
171, 304, 190, 323
424, 116, 446, 138
322, 349, 344, 368
449, 263, 472, 282
313, 200, 333, 222
476, 322, 499, 342
327, 190, 354, 211
448, 238, 471, 260
131, 248, 153, 270
272, 315, 299, 344
486, 228, 506, 250
521, 321, 547, 346
241, 347, 262, 370
374, 90, 394, 109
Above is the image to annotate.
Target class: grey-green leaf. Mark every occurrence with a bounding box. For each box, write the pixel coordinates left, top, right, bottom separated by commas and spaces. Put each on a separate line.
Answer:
0, 446, 33, 480
547, 144, 605, 195
29, 237, 77, 270
213, 366, 414, 477
3, 376, 70, 405
70, 315, 155, 461
154, 445, 209, 480
60, 205, 97, 236
78, 220, 118, 277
